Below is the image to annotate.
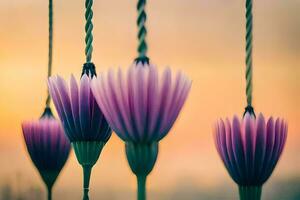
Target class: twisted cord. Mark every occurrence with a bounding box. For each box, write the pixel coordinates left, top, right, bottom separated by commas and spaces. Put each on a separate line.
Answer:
46, 0, 53, 107
245, 0, 253, 107
85, 0, 94, 63
135, 0, 149, 63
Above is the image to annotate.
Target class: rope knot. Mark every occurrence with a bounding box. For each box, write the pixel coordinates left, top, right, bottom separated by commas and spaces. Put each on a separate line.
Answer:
243, 105, 256, 118
81, 62, 97, 78
41, 107, 54, 119
135, 56, 150, 65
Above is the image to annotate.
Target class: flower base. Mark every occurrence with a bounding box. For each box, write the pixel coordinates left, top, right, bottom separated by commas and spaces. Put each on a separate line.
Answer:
72, 141, 105, 200
238, 185, 262, 200
40, 170, 59, 200
125, 142, 159, 200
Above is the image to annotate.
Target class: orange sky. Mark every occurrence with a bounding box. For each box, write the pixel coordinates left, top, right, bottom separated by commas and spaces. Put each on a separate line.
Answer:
0, 0, 299, 198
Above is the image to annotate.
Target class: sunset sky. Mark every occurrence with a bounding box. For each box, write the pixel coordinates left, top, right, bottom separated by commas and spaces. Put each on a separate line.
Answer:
0, 0, 299, 199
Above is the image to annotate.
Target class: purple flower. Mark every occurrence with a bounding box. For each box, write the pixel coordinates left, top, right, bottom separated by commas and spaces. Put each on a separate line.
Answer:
91, 63, 191, 143
22, 117, 70, 187
214, 113, 287, 186
48, 74, 112, 142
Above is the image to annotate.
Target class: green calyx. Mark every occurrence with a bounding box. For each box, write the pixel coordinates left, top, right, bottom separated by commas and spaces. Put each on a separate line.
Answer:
40, 170, 59, 190
239, 185, 262, 200
39, 170, 59, 200
72, 141, 106, 200
72, 141, 105, 168
125, 142, 159, 200
125, 142, 158, 177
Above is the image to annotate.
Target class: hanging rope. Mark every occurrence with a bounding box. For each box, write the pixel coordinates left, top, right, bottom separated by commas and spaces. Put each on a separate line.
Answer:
244, 0, 255, 116
135, 0, 149, 64
85, 0, 94, 63
45, 0, 53, 107
81, 0, 96, 77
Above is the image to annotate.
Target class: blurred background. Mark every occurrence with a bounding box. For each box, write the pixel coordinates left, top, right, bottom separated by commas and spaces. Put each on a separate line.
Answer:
0, 0, 299, 199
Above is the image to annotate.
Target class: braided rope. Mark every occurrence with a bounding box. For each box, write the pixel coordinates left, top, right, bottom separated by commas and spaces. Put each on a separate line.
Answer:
243, 0, 256, 116
245, 0, 253, 107
85, 0, 94, 63
45, 0, 53, 107
135, 0, 149, 63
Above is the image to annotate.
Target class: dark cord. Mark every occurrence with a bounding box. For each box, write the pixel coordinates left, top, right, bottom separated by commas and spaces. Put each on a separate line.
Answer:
244, 0, 254, 116
45, 0, 53, 107
85, 0, 94, 63
82, 0, 96, 77
135, 0, 149, 64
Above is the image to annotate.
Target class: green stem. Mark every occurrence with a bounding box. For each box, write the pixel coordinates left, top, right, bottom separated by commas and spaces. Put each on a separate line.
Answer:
47, 185, 52, 200
137, 175, 147, 200
83, 166, 92, 200
239, 185, 262, 200
72, 142, 105, 200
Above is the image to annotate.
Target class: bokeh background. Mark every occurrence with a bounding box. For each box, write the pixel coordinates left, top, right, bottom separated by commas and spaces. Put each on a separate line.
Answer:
0, 0, 299, 199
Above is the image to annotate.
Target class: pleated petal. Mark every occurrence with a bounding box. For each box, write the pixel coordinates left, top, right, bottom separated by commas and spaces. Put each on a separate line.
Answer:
242, 113, 255, 182
70, 75, 81, 136
22, 117, 71, 174
48, 75, 112, 142
253, 114, 267, 180
213, 114, 287, 186
91, 64, 191, 143
232, 116, 246, 183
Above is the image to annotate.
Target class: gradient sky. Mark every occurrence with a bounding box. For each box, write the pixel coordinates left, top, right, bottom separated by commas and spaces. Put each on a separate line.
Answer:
0, 0, 299, 199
